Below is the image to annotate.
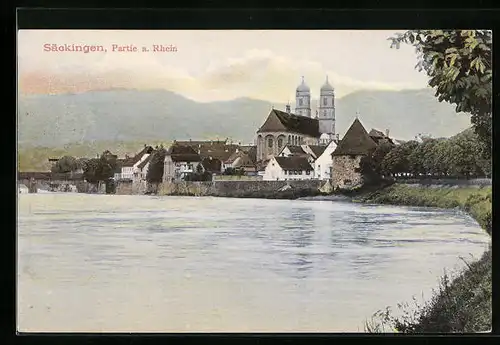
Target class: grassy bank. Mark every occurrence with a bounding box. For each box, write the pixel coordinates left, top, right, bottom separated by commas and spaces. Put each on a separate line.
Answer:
357, 183, 492, 333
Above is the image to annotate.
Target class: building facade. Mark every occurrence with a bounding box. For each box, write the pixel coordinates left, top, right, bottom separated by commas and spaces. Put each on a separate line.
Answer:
256, 76, 337, 163
314, 140, 337, 180
331, 118, 378, 189
263, 156, 314, 181
163, 144, 202, 182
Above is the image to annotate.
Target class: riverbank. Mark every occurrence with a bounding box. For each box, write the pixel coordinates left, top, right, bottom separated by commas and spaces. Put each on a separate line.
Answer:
352, 183, 492, 333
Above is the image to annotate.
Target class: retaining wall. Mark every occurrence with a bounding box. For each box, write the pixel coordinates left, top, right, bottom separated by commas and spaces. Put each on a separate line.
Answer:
115, 179, 324, 196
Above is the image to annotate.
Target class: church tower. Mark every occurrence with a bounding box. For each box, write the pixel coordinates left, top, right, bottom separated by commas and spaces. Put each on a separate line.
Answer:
295, 76, 311, 117
318, 75, 336, 144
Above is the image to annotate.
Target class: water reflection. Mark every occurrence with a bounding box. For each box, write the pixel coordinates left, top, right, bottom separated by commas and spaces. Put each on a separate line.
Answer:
283, 208, 315, 278
17, 194, 490, 332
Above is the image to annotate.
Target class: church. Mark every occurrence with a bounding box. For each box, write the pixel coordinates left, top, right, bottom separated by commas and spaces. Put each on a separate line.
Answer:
256, 76, 337, 163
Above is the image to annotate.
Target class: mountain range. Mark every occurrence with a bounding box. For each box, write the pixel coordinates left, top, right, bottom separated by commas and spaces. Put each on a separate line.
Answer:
18, 88, 472, 148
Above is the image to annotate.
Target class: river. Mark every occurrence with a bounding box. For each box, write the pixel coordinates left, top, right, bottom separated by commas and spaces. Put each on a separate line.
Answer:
17, 193, 490, 332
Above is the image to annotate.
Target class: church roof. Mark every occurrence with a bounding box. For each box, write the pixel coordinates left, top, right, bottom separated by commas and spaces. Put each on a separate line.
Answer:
332, 118, 378, 156
274, 156, 313, 171
257, 109, 320, 138
296, 76, 310, 92
320, 76, 334, 92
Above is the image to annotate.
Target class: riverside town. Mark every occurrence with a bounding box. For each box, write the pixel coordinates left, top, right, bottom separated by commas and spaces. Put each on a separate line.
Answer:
19, 29, 492, 334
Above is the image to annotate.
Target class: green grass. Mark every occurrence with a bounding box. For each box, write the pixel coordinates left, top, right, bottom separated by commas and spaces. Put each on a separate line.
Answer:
361, 183, 492, 333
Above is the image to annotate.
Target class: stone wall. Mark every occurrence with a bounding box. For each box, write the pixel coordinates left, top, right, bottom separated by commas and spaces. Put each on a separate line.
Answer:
158, 179, 323, 197
19, 179, 93, 193
116, 180, 150, 195
331, 155, 363, 189
213, 175, 263, 181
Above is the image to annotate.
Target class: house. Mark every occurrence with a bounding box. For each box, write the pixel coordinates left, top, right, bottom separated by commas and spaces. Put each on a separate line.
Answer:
303, 145, 328, 160
278, 145, 309, 158
163, 144, 202, 182
368, 129, 395, 146
120, 145, 155, 180
113, 158, 124, 180
134, 154, 154, 182
223, 145, 258, 174
314, 140, 337, 180
331, 118, 379, 189
263, 156, 315, 181
172, 139, 239, 173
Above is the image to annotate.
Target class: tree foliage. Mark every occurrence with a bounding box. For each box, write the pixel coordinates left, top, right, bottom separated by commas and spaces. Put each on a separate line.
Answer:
82, 151, 117, 184
184, 170, 212, 181
388, 30, 492, 159
356, 142, 394, 185
146, 148, 166, 183
51, 155, 78, 173
370, 129, 491, 179
223, 167, 245, 176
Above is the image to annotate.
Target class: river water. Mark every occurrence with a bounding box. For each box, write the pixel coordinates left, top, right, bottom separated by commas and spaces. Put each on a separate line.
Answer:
17, 193, 490, 332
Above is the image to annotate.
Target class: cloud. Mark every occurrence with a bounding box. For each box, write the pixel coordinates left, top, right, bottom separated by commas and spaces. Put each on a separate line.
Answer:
18, 48, 424, 102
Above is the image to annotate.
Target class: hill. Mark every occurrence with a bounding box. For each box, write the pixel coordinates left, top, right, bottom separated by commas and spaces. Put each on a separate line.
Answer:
18, 88, 471, 147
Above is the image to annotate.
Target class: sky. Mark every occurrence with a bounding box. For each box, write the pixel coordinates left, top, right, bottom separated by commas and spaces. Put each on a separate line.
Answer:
18, 30, 430, 103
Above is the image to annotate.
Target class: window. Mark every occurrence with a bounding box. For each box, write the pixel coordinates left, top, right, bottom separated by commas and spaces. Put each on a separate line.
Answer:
284, 170, 287, 175
306, 170, 310, 175
323, 110, 327, 118
268, 138, 273, 148
298, 171, 302, 175
323, 97, 327, 106
299, 98, 303, 106
278, 138, 283, 148
288, 135, 291, 144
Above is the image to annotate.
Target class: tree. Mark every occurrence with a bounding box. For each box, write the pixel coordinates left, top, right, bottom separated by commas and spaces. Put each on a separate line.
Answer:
446, 129, 484, 178
146, 148, 166, 183
371, 142, 395, 176
388, 30, 492, 159
51, 155, 78, 173
82, 151, 117, 184
76, 158, 89, 171
417, 139, 437, 176
381, 141, 419, 177
407, 142, 425, 176
82, 158, 101, 184
429, 139, 452, 177
356, 142, 394, 184
223, 167, 236, 175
